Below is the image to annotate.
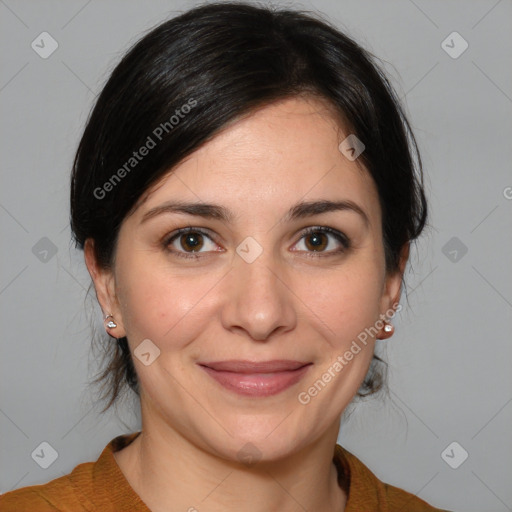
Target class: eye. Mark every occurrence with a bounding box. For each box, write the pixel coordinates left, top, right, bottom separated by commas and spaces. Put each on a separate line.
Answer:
292, 226, 350, 257
163, 225, 350, 260
164, 227, 220, 259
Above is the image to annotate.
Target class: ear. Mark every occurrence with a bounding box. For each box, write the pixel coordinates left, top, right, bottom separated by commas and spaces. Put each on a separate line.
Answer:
379, 242, 409, 321
84, 238, 126, 338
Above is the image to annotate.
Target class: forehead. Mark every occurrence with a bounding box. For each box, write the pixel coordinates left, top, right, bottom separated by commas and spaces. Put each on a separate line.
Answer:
132, 96, 381, 225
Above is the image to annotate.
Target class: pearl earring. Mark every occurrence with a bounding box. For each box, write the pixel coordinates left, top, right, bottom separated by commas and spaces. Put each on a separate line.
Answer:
104, 314, 117, 329
383, 323, 394, 333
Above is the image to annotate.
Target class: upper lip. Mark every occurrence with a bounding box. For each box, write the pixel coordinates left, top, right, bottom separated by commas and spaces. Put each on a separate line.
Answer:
199, 360, 311, 373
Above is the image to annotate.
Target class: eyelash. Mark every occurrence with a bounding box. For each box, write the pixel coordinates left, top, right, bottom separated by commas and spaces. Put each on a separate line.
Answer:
162, 226, 351, 260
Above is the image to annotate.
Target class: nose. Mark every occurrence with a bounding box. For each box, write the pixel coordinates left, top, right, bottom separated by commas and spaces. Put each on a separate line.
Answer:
221, 249, 297, 342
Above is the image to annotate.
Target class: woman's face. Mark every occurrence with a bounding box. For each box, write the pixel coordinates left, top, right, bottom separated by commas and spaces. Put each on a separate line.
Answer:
88, 96, 404, 462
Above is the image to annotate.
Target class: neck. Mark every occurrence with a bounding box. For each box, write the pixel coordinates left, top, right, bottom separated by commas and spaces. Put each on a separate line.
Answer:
114, 418, 347, 512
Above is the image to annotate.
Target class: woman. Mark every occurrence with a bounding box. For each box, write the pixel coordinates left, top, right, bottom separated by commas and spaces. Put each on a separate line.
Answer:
0, 2, 452, 510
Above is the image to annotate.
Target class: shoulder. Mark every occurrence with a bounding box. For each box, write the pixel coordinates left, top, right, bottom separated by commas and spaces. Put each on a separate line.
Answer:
0, 432, 142, 512
382, 483, 452, 511
335, 444, 453, 511
0, 461, 95, 512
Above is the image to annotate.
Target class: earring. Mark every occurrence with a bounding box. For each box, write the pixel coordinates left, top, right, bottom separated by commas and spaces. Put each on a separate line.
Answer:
379, 321, 394, 340
104, 314, 117, 329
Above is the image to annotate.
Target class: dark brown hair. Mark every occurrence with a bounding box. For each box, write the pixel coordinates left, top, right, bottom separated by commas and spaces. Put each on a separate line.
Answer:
70, 2, 427, 411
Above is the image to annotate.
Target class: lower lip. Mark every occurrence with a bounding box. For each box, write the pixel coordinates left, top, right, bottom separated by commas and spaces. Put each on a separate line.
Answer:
199, 364, 311, 397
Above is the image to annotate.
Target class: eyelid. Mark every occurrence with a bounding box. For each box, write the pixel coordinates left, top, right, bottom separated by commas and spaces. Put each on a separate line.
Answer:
162, 227, 221, 257
299, 226, 350, 248
163, 225, 350, 258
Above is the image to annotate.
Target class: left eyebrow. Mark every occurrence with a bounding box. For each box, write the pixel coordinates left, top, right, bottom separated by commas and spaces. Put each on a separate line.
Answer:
285, 199, 369, 227
140, 199, 369, 228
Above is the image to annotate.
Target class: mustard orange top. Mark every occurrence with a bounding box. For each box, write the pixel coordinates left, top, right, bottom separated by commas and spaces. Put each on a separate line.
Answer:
0, 431, 451, 511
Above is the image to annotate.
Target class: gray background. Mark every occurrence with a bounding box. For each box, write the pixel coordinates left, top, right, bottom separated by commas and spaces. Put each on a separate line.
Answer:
1, 0, 511, 510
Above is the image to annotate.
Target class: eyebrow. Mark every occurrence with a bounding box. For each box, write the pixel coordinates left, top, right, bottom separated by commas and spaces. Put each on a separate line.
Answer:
140, 199, 369, 227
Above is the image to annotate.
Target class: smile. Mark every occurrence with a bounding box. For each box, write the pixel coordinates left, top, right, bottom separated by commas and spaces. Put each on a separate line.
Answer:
197, 360, 312, 397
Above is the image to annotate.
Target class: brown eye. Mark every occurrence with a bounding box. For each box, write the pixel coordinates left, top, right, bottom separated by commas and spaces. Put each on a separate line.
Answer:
179, 232, 204, 252
293, 226, 350, 257
164, 227, 219, 259
304, 231, 328, 252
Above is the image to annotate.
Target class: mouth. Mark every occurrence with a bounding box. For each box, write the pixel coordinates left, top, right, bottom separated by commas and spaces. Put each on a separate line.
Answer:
197, 360, 312, 397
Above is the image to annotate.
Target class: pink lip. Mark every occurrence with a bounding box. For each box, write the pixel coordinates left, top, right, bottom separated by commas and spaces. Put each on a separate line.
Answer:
198, 360, 312, 397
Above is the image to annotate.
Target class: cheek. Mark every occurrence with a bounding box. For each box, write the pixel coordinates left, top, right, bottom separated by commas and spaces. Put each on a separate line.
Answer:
115, 256, 216, 348
312, 260, 384, 343
291, 261, 385, 417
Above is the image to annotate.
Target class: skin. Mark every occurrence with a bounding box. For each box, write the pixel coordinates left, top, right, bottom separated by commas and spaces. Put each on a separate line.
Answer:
85, 95, 408, 512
